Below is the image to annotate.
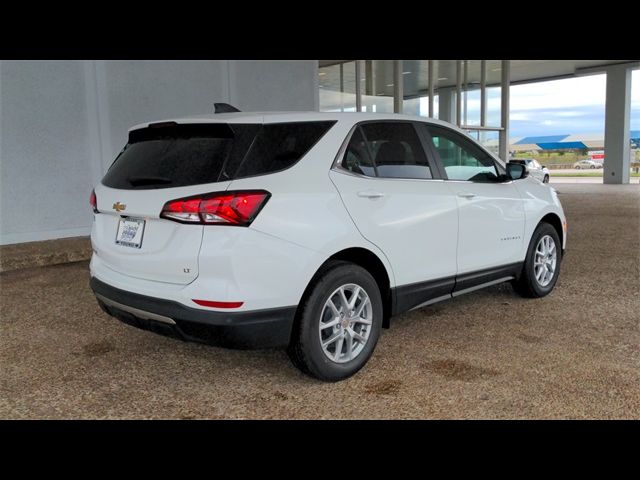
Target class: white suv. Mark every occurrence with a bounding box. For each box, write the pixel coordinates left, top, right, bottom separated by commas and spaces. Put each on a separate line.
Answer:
89, 110, 567, 381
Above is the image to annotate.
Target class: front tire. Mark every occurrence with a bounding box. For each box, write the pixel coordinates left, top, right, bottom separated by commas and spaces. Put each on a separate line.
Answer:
512, 223, 562, 298
287, 261, 383, 381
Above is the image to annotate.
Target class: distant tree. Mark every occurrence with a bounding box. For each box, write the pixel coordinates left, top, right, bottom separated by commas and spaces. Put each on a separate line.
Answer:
558, 151, 565, 156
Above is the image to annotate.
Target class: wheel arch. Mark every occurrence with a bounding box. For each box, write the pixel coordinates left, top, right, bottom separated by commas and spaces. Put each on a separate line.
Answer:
298, 247, 394, 329
539, 212, 564, 248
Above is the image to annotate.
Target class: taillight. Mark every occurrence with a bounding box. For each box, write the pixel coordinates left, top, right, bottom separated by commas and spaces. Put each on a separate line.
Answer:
90, 189, 98, 213
160, 190, 270, 226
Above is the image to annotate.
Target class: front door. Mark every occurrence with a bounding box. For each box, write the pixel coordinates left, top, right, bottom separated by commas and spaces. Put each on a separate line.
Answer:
425, 124, 525, 276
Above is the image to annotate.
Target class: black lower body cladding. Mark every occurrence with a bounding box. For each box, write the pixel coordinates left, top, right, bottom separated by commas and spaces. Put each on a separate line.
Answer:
90, 277, 296, 349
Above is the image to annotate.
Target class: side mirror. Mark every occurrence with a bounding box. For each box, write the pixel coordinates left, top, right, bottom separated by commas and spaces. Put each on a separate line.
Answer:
507, 162, 528, 180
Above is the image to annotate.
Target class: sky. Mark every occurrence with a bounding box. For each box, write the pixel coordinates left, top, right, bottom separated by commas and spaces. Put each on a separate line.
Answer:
507, 69, 640, 138
320, 68, 640, 139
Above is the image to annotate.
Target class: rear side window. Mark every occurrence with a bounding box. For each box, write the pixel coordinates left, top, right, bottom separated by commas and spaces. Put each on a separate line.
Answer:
341, 122, 432, 179
342, 127, 376, 177
102, 121, 335, 190
361, 123, 432, 179
234, 122, 335, 179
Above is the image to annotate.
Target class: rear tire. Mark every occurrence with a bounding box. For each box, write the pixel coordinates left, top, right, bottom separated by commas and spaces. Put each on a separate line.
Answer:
590, 165, 596, 169
287, 261, 383, 381
512, 223, 562, 298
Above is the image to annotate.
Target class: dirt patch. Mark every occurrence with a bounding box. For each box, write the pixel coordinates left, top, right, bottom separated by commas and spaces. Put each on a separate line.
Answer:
423, 359, 500, 381
516, 333, 544, 344
80, 340, 116, 357
364, 380, 402, 395
272, 391, 289, 401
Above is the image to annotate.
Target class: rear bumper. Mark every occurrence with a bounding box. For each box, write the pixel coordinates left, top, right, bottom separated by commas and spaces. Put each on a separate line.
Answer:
90, 277, 296, 349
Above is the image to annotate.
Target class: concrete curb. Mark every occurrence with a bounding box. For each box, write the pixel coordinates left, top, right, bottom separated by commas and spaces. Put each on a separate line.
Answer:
0, 237, 92, 273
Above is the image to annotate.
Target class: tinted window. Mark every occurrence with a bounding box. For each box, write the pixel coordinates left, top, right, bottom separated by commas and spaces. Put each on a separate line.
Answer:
341, 127, 376, 177
234, 122, 335, 179
103, 124, 258, 190
102, 121, 335, 190
360, 122, 432, 179
427, 126, 501, 182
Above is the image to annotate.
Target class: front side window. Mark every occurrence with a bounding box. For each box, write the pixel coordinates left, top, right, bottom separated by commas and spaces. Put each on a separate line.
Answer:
341, 122, 432, 179
427, 126, 501, 182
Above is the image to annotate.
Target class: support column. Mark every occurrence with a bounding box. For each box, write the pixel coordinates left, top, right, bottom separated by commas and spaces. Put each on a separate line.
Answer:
355, 60, 362, 112
499, 60, 511, 163
480, 60, 487, 127
438, 87, 456, 124
393, 60, 403, 113
428, 60, 435, 118
456, 61, 462, 126
365, 60, 373, 96
604, 65, 632, 184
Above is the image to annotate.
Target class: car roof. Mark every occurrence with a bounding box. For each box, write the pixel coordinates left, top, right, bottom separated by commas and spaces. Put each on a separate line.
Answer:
128, 111, 462, 132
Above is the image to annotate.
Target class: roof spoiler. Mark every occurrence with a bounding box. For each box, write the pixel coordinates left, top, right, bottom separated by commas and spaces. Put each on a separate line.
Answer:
214, 103, 241, 114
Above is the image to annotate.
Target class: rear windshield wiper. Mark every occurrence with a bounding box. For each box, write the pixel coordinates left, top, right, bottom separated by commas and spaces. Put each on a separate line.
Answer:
128, 176, 173, 186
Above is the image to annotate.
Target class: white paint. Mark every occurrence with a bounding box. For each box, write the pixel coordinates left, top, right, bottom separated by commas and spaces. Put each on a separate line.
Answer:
0, 60, 318, 245
329, 173, 458, 286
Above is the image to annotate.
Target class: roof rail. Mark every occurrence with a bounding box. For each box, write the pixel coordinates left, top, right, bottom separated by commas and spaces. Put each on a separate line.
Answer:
214, 103, 241, 114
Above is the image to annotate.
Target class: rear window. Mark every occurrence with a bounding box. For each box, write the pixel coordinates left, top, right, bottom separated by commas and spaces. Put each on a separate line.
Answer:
102, 121, 336, 190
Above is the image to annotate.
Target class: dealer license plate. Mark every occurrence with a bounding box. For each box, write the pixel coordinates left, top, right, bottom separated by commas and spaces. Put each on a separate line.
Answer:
115, 218, 145, 248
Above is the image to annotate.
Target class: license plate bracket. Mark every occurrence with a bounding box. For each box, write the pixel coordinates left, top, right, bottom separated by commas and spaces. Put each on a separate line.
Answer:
115, 218, 146, 249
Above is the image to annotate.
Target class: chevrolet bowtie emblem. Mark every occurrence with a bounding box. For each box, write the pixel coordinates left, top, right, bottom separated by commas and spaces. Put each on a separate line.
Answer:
112, 202, 126, 212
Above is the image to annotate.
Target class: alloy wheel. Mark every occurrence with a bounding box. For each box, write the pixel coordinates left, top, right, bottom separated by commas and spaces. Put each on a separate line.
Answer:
318, 283, 373, 363
534, 235, 557, 287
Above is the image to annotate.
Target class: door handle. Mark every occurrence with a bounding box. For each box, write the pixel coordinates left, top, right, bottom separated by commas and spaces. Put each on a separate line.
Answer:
457, 192, 476, 199
357, 190, 385, 199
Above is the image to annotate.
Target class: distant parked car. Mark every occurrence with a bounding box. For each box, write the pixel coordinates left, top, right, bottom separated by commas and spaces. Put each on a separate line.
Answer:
573, 159, 602, 169
509, 158, 550, 183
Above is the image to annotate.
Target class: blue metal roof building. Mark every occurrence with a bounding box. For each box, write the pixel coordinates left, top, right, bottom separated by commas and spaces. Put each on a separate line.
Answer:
512, 131, 640, 151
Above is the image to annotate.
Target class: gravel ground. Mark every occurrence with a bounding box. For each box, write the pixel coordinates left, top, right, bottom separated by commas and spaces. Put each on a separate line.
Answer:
1, 184, 638, 419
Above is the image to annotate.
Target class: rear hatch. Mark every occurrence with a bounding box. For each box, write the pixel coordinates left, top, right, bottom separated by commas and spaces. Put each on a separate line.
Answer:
92, 122, 260, 284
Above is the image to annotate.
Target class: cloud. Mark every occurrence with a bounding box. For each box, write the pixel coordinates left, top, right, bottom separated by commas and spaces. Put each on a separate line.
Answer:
509, 70, 640, 136
509, 105, 607, 137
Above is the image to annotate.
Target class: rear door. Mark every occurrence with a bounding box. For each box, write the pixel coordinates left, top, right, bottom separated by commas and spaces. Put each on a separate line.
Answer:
92, 123, 258, 285
329, 121, 459, 310
425, 124, 525, 276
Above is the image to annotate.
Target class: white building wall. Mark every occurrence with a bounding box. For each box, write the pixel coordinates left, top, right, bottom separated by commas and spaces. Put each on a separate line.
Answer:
0, 60, 319, 245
